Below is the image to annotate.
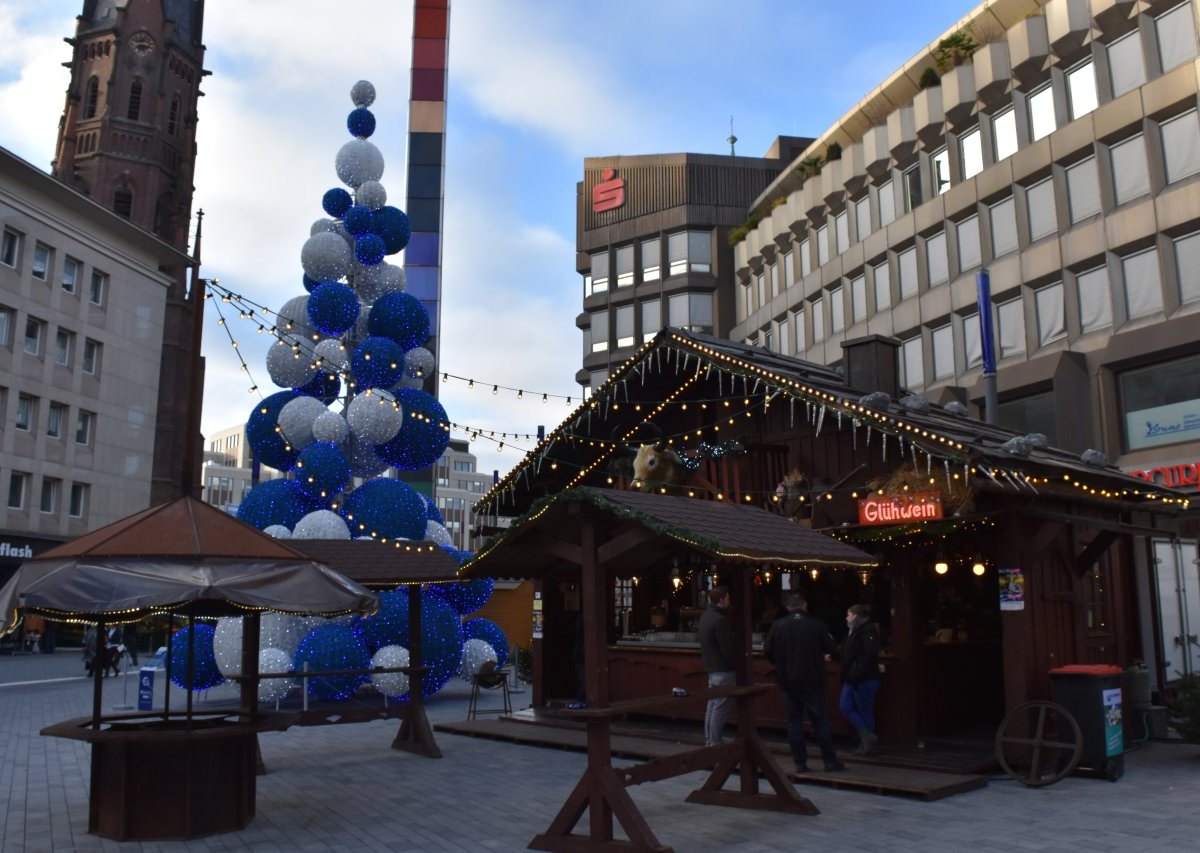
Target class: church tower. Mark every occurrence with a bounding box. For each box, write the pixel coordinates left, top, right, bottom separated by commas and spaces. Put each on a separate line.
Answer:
52, 0, 206, 250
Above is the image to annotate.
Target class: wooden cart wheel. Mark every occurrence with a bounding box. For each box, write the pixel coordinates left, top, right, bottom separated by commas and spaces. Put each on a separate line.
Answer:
994, 700, 1083, 787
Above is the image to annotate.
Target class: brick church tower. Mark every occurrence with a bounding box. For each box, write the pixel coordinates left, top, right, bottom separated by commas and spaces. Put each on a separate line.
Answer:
52, 0, 209, 502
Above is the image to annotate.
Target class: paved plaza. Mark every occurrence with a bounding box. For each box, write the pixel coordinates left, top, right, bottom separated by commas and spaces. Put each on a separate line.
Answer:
0, 649, 1197, 852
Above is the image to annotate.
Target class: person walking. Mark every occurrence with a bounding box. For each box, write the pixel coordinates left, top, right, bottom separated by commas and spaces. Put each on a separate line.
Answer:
764, 593, 845, 773
697, 586, 736, 748
123, 622, 140, 667
839, 604, 881, 755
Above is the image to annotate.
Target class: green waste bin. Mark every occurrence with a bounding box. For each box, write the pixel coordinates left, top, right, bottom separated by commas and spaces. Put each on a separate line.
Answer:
1049, 664, 1125, 781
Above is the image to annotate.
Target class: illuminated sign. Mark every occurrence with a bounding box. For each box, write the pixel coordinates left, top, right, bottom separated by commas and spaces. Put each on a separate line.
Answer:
1125, 461, 1200, 490
857, 492, 943, 526
592, 167, 625, 213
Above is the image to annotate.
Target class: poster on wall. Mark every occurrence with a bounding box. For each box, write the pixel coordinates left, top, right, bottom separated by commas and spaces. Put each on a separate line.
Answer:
999, 567, 1025, 611
532, 592, 544, 639
1103, 687, 1124, 757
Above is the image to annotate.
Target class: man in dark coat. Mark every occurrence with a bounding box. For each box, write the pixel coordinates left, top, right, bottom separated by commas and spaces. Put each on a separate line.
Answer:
697, 586, 736, 747
839, 604, 882, 754
764, 593, 844, 772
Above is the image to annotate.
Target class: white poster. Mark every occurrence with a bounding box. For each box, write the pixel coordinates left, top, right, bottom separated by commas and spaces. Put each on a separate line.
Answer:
1125, 399, 1200, 450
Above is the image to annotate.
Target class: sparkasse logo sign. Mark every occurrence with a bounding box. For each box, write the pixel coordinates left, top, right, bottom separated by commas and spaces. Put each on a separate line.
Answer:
592, 168, 625, 213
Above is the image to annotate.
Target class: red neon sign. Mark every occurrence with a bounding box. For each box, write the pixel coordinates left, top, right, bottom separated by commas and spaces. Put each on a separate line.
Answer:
592, 168, 625, 213
857, 492, 944, 526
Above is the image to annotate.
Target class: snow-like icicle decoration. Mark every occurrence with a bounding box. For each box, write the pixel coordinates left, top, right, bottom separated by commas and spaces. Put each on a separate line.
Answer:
815, 405, 826, 437
882, 432, 887, 462
790, 398, 796, 429
944, 459, 952, 491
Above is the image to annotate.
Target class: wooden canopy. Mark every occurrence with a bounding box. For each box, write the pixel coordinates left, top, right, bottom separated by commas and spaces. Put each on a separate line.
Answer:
288, 538, 461, 587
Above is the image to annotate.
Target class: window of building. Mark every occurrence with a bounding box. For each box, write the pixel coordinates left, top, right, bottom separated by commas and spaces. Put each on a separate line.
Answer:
960, 126, 983, 180
591, 251, 609, 292
614, 304, 634, 348
755, 272, 765, 308
873, 259, 891, 310
898, 246, 918, 299
75, 410, 94, 446
16, 394, 35, 431
8, 472, 27, 510
1108, 30, 1147, 98
993, 107, 1019, 162
1119, 353, 1200, 450
1066, 157, 1102, 223
127, 77, 143, 120
783, 251, 795, 288
1077, 265, 1113, 332
855, 196, 872, 241
81, 338, 99, 375
582, 273, 594, 298
1122, 247, 1163, 319
1027, 178, 1057, 241
799, 238, 811, 276
769, 262, 780, 298
1, 229, 20, 268
997, 393, 1058, 446
667, 231, 711, 275
641, 237, 660, 282
878, 179, 896, 227
964, 311, 983, 368
926, 231, 949, 285
62, 257, 81, 294
69, 482, 89, 518
54, 329, 74, 366
851, 274, 867, 324
990, 197, 1018, 256
1161, 110, 1200, 184
1175, 231, 1200, 304
931, 147, 951, 196
996, 297, 1025, 359
24, 317, 43, 356
1028, 84, 1057, 142
957, 216, 981, 272
1066, 59, 1098, 120
901, 336, 924, 388
793, 308, 806, 352
641, 300, 661, 343
168, 95, 181, 135
904, 164, 922, 212
1035, 282, 1066, 345
39, 478, 60, 515
777, 317, 791, 356
763, 326, 774, 352
89, 270, 107, 305
835, 211, 850, 255
113, 187, 133, 218
669, 292, 713, 333
740, 282, 753, 318
1157, 3, 1199, 72
84, 76, 99, 118
931, 324, 954, 380
829, 285, 845, 333
590, 311, 608, 352
615, 245, 634, 287
32, 244, 50, 280
1111, 134, 1150, 204
811, 296, 825, 343
816, 225, 830, 267
0, 305, 11, 347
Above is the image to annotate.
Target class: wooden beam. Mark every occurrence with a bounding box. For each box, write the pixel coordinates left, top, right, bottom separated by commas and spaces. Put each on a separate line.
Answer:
596, 525, 659, 568
526, 530, 584, 566
1025, 520, 1067, 564
1074, 530, 1119, 577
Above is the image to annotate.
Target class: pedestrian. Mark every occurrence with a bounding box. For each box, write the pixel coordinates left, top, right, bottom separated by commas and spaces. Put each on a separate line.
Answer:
123, 622, 139, 666
839, 604, 881, 755
698, 585, 736, 747
83, 625, 97, 676
764, 593, 845, 773
105, 626, 123, 677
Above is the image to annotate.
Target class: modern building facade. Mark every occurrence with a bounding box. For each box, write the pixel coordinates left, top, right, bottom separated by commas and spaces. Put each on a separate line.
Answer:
434, 438, 492, 551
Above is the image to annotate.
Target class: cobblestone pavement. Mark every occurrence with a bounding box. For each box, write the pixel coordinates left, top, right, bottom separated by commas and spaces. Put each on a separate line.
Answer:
2, 650, 1197, 852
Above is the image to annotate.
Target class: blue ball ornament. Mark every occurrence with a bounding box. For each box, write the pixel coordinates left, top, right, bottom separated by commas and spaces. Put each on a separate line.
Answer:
374, 388, 449, 471
368, 292, 430, 351
342, 204, 374, 237
462, 617, 509, 667
295, 442, 351, 499
246, 390, 302, 471
168, 624, 225, 691
322, 187, 352, 218
307, 281, 361, 336
434, 579, 495, 617
293, 624, 370, 701
371, 206, 411, 254
355, 233, 387, 266
421, 493, 445, 526
340, 478, 427, 540
355, 589, 462, 697
237, 479, 322, 530
350, 335, 405, 389
354, 588, 409, 654
297, 370, 341, 405
347, 107, 376, 138
440, 545, 474, 565
302, 273, 322, 293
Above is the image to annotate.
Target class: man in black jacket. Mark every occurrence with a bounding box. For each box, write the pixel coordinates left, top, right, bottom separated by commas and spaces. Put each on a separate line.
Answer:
764, 593, 845, 772
839, 604, 881, 754
697, 586, 736, 747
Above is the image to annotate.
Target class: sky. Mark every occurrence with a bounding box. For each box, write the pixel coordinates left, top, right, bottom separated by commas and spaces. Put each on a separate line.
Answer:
0, 0, 979, 481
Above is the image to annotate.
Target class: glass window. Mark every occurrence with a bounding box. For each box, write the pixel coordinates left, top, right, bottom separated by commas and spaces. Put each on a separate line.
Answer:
89, 271, 107, 305
855, 196, 871, 240
667, 233, 688, 276
993, 107, 1019, 162
69, 483, 89, 518
1067, 59, 1098, 120
1066, 157, 1102, 223
740, 282, 753, 318
755, 272, 765, 308
1120, 353, 1200, 450
32, 244, 50, 280
878, 180, 896, 227
54, 329, 73, 366
817, 225, 830, 266
997, 297, 1025, 358
39, 478, 59, 514
932, 324, 954, 380
1157, 3, 1199, 72
1122, 248, 1162, 319
851, 274, 867, 324
829, 286, 845, 333
835, 211, 850, 255
1028, 84, 1057, 142
582, 273, 594, 298
931, 147, 951, 196
590, 311, 608, 352
641, 238, 661, 282
1112, 134, 1150, 205
591, 251, 609, 291
903, 165, 923, 212
1161, 110, 1200, 184
669, 292, 713, 332
81, 338, 100, 375
1077, 266, 1113, 332
1035, 282, 1066, 345
1027, 179, 1057, 241
1108, 30, 1147, 97
641, 300, 661, 342
960, 126, 983, 180
16, 394, 34, 431
991, 197, 1019, 256
898, 247, 918, 299
769, 263, 780, 298
799, 239, 811, 276
764, 327, 774, 352
793, 308, 806, 352
997, 393, 1058, 445
811, 297, 825, 343
873, 259, 891, 310
8, 473, 27, 510
62, 258, 80, 294
23, 317, 42, 356
614, 304, 634, 348
901, 336, 924, 388
1175, 232, 1200, 304
927, 231, 949, 285
0, 306, 10, 346
783, 251, 795, 288
957, 216, 981, 272
964, 311, 983, 368
1, 229, 20, 267
688, 231, 712, 273
615, 245, 634, 287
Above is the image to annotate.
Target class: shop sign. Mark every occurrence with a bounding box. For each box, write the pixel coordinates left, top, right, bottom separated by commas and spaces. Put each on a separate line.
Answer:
592, 168, 625, 213
856, 492, 943, 526
1124, 460, 1200, 490
1124, 399, 1200, 450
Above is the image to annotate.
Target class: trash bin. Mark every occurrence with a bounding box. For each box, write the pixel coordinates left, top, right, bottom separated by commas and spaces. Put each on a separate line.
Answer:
1049, 664, 1125, 781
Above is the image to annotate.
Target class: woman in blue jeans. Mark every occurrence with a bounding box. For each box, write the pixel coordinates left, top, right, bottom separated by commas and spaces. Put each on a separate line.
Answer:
839, 604, 881, 755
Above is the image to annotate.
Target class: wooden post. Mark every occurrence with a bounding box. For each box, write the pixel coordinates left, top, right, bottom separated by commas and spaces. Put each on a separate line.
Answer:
392, 584, 442, 757
532, 577, 545, 709
238, 612, 261, 722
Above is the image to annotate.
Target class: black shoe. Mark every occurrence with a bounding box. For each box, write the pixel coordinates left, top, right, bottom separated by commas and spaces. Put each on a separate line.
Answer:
794, 764, 810, 774
824, 761, 847, 771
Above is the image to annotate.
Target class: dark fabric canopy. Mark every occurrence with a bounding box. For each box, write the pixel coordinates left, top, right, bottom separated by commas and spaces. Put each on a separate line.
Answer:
0, 497, 378, 633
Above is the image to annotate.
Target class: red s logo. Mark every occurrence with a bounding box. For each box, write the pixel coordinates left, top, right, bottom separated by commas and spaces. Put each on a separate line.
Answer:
592, 168, 625, 213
